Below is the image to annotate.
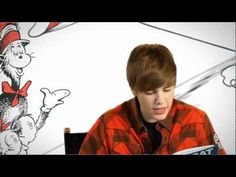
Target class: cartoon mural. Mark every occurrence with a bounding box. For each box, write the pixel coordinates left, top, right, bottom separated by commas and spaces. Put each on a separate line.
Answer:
0, 22, 235, 154
0, 22, 70, 154
27, 22, 76, 38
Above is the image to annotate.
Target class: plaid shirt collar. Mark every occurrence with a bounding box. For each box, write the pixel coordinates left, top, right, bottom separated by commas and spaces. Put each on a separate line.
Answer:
126, 97, 176, 133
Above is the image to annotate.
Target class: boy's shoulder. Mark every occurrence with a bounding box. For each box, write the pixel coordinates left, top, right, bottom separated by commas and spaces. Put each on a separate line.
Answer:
100, 98, 135, 130
173, 99, 207, 125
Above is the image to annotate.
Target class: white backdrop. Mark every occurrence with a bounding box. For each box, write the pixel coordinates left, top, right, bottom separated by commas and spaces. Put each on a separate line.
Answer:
1, 22, 235, 154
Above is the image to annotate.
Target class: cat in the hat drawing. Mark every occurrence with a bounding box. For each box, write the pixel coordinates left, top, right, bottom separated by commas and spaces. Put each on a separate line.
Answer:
0, 22, 70, 154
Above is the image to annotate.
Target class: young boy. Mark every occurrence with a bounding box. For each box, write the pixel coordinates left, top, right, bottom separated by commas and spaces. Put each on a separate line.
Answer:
79, 44, 226, 154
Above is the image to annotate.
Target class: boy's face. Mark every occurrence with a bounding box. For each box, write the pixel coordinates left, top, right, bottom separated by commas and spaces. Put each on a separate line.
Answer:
136, 85, 175, 122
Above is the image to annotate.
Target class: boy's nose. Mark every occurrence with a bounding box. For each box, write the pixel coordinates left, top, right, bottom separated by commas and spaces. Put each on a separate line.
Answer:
155, 93, 164, 104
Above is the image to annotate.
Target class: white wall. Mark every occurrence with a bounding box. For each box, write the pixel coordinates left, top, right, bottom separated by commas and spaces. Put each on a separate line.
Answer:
1, 22, 235, 154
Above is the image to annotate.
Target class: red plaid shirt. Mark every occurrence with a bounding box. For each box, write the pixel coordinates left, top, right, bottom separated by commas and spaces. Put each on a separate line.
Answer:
79, 97, 226, 155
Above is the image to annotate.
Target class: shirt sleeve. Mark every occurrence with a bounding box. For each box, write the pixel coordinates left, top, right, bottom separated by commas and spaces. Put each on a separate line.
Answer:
197, 113, 226, 155
79, 116, 110, 154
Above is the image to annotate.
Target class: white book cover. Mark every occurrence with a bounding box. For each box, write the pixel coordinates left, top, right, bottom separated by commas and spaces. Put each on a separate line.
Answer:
173, 145, 218, 155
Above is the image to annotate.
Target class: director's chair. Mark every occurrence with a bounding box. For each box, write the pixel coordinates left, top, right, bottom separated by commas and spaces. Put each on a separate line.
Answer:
64, 128, 87, 154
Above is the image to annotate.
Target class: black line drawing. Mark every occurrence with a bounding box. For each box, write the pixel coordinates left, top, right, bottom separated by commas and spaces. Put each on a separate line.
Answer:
1, 22, 232, 154
140, 22, 236, 91
0, 22, 70, 154
221, 65, 236, 88
41, 22, 235, 154
175, 56, 235, 100
28, 22, 77, 38
140, 22, 235, 52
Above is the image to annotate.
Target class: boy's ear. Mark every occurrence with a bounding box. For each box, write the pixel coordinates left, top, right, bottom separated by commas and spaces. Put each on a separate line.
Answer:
132, 90, 137, 96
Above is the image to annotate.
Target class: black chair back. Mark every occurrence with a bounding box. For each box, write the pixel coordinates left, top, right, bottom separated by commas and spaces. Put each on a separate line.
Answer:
64, 128, 87, 154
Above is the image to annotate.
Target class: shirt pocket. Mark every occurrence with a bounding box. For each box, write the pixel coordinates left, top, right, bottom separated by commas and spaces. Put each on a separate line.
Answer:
111, 142, 142, 154
175, 137, 199, 152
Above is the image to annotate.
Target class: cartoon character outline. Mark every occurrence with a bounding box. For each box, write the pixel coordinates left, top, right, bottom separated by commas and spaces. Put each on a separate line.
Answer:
0, 22, 70, 154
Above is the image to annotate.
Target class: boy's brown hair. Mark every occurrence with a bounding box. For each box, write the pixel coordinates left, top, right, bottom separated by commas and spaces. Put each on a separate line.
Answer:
126, 44, 177, 94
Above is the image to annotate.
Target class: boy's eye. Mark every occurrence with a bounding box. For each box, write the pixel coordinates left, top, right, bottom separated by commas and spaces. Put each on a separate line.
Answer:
145, 91, 155, 95
163, 87, 171, 92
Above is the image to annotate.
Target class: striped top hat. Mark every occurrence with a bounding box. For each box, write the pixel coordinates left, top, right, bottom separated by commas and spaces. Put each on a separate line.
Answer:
0, 22, 29, 54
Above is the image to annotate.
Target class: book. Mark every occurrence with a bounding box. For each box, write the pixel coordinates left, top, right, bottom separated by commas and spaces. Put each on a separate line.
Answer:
173, 145, 218, 155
